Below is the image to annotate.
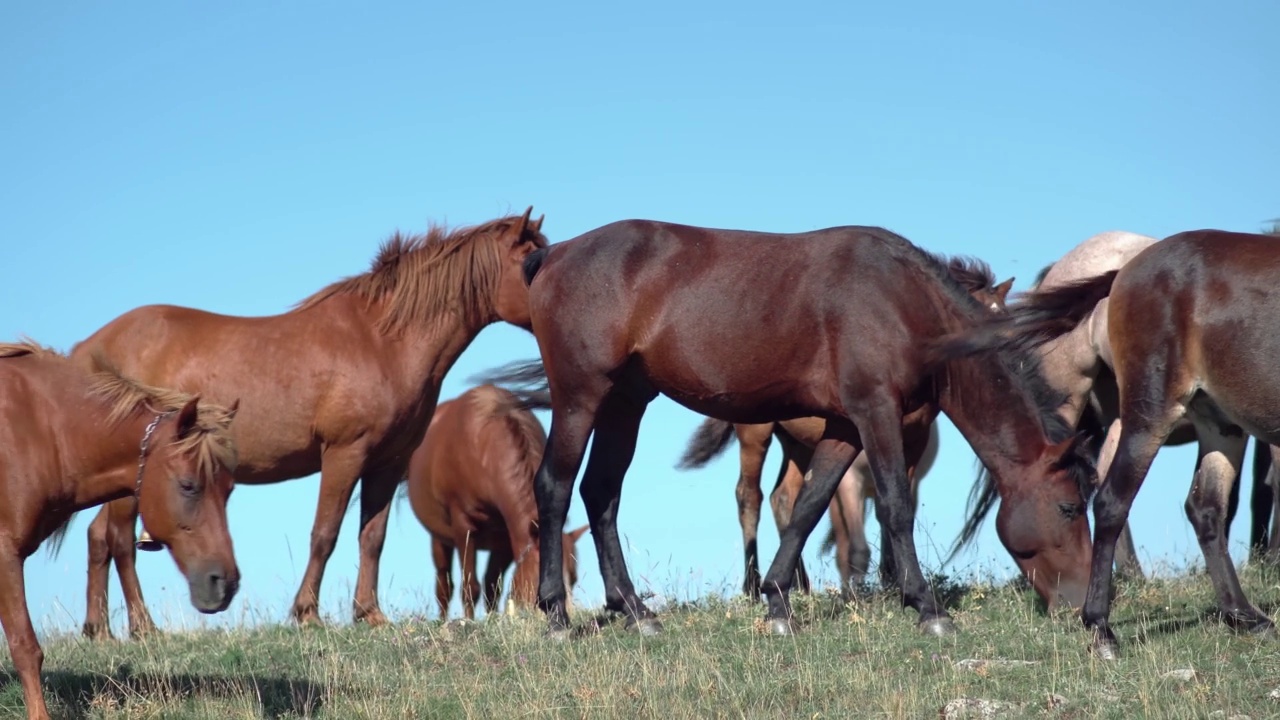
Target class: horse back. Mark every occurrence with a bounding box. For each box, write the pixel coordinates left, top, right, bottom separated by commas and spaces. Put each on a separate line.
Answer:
530, 221, 948, 422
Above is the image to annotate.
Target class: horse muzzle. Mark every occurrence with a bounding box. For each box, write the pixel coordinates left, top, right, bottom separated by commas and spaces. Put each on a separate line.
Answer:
187, 562, 240, 614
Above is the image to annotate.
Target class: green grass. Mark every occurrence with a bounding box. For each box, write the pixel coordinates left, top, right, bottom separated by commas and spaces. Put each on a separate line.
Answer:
8, 567, 1280, 719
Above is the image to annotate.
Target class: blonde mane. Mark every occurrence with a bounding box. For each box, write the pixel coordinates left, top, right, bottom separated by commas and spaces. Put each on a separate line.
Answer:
0, 338, 63, 360
87, 356, 238, 483
294, 214, 545, 335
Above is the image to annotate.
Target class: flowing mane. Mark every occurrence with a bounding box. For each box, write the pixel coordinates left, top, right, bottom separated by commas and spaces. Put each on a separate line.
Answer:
0, 339, 62, 360
86, 356, 238, 483
927, 252, 998, 295
295, 214, 547, 334
877, 232, 1098, 555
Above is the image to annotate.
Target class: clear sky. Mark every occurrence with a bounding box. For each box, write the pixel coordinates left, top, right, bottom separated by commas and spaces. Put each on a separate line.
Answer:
4, 2, 1277, 636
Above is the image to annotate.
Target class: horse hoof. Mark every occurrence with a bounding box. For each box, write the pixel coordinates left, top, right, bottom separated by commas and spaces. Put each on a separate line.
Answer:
1250, 623, 1278, 640
918, 617, 957, 637
767, 618, 797, 636
545, 627, 573, 643
1091, 637, 1120, 661
629, 618, 664, 636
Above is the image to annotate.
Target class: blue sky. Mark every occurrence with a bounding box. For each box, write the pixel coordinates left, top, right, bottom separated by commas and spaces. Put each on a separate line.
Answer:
4, 2, 1277, 635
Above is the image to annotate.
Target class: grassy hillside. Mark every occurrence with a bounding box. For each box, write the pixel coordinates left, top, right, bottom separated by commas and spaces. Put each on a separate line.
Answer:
8, 567, 1280, 719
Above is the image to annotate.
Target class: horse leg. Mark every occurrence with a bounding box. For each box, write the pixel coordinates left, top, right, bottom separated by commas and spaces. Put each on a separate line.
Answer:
856, 409, 953, 635
1248, 439, 1274, 562
1268, 445, 1280, 560
829, 465, 868, 599
734, 424, 771, 600
577, 391, 658, 632
0, 551, 50, 720
534, 392, 601, 635
1082, 413, 1174, 658
769, 456, 812, 593
104, 498, 156, 638
483, 544, 513, 615
431, 536, 455, 620
82, 505, 114, 640
1096, 419, 1145, 579
290, 448, 364, 626
760, 432, 858, 634
1184, 423, 1272, 634
352, 468, 401, 626
457, 534, 481, 621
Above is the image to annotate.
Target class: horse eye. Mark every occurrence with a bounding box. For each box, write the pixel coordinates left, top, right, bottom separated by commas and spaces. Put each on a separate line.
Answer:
1057, 502, 1081, 520
178, 477, 200, 496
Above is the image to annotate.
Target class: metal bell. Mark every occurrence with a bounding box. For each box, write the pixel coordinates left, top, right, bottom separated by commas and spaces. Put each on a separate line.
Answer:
135, 528, 164, 552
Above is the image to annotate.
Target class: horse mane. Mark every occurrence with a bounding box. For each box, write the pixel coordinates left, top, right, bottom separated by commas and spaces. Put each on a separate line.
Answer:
927, 253, 997, 295
0, 339, 63, 360
294, 214, 547, 335
871, 231, 1097, 558
471, 385, 548, 477
86, 355, 238, 483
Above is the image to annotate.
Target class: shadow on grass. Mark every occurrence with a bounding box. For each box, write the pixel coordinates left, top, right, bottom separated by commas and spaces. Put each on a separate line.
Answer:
3, 667, 334, 719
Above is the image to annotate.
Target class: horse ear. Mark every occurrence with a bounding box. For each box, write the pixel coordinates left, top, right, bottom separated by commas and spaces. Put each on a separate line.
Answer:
226, 398, 241, 422
176, 395, 201, 438
993, 277, 1015, 303
1047, 433, 1087, 469
533, 214, 545, 233
566, 524, 589, 543
511, 206, 533, 242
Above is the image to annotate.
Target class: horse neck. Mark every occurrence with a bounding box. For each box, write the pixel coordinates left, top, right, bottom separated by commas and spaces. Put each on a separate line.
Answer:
65, 408, 154, 509
937, 353, 1051, 486
327, 293, 495, 394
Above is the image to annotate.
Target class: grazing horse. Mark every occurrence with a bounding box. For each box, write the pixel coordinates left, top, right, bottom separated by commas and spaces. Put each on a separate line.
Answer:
936, 229, 1280, 658
73, 209, 548, 637
676, 261, 1012, 600
963, 231, 1272, 578
481, 221, 1096, 638
0, 341, 239, 720
404, 384, 588, 620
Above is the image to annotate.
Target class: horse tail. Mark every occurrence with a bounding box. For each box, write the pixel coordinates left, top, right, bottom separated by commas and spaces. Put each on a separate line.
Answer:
522, 247, 549, 286
818, 525, 837, 556
675, 417, 737, 469
469, 358, 551, 414
930, 270, 1120, 362
44, 512, 78, 558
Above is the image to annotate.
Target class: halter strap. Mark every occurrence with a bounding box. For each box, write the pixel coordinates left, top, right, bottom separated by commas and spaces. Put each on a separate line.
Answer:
134, 411, 172, 552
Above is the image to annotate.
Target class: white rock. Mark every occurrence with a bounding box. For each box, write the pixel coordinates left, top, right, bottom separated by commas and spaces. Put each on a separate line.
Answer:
940, 698, 1021, 719
1162, 668, 1196, 682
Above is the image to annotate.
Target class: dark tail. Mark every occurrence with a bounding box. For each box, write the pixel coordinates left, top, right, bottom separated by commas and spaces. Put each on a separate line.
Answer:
930, 270, 1120, 362
819, 525, 837, 556
469, 358, 551, 410
676, 418, 737, 470
522, 247, 549, 286
44, 513, 77, 559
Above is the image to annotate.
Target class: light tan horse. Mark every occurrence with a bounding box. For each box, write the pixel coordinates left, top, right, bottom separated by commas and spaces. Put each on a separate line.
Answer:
0, 341, 239, 720
73, 209, 547, 638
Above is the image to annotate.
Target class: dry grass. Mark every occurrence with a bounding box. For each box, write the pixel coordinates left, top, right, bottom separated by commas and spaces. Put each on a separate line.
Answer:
8, 566, 1280, 719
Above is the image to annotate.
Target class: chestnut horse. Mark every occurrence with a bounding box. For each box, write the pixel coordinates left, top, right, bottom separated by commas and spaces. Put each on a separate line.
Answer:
404, 384, 588, 619
482, 221, 1096, 638
937, 229, 1280, 658
0, 341, 239, 720
72, 209, 548, 637
676, 261, 1012, 600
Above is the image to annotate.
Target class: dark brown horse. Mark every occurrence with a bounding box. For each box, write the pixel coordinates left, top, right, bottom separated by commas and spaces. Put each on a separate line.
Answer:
936, 229, 1280, 658
404, 384, 588, 619
73, 209, 548, 638
0, 341, 240, 720
676, 262, 1012, 600
482, 221, 1096, 638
